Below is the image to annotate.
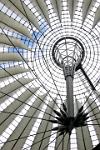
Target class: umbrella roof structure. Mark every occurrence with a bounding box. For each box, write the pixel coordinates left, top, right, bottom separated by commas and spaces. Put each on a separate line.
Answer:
0, 0, 100, 149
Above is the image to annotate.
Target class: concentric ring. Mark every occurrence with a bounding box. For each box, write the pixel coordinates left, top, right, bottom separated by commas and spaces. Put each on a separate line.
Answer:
31, 24, 100, 99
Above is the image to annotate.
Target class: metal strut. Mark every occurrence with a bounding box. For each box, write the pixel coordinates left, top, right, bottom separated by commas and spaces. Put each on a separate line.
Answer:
50, 37, 89, 136
52, 37, 85, 117
63, 65, 75, 117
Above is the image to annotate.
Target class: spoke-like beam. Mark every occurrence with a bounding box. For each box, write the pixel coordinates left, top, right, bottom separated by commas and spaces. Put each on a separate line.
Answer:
80, 65, 96, 91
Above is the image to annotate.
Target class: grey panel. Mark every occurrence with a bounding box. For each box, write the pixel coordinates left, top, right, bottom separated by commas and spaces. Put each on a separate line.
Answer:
0, 66, 29, 78
0, 34, 31, 51
0, 52, 27, 61
0, 11, 32, 39
31, 101, 54, 150
0, 77, 33, 98
0, 0, 40, 31
0, 87, 38, 135
1, 94, 47, 150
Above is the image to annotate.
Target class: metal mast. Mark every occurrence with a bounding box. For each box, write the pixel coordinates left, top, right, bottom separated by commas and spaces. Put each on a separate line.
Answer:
52, 37, 84, 117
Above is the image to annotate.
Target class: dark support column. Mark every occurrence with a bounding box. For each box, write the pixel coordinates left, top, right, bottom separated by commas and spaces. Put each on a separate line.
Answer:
63, 65, 75, 117
66, 76, 74, 117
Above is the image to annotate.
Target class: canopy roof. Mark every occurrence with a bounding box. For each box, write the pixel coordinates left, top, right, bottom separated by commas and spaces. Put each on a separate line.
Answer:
0, 0, 100, 149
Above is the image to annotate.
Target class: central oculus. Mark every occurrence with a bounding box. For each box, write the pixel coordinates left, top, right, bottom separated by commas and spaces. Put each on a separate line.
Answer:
52, 37, 84, 70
